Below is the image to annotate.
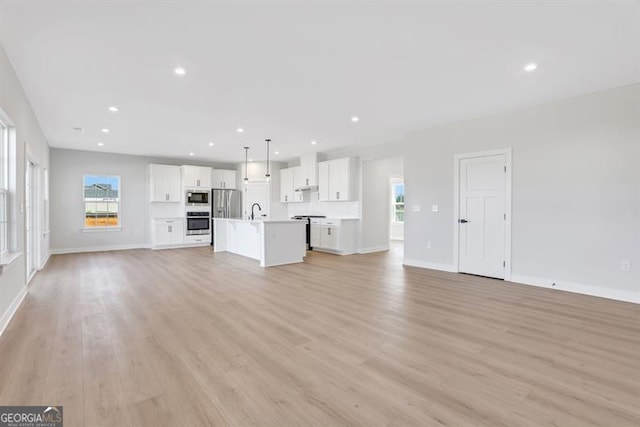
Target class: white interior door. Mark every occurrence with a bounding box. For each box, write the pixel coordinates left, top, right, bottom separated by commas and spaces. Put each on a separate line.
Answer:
458, 154, 506, 279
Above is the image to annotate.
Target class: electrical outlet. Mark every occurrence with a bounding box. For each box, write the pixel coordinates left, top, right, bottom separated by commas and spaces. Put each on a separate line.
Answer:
620, 260, 631, 271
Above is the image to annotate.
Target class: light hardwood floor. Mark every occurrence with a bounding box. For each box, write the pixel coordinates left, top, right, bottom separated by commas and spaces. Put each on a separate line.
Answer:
0, 245, 638, 426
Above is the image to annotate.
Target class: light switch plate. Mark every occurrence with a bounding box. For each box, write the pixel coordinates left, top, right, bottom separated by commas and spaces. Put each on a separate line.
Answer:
431, 204, 438, 212
412, 205, 421, 212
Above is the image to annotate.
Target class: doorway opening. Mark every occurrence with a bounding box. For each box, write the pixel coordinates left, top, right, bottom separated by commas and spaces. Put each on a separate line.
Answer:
360, 156, 404, 259
25, 158, 39, 283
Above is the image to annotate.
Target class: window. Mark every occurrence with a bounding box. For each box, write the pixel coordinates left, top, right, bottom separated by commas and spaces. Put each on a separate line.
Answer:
83, 175, 120, 228
0, 120, 8, 257
392, 182, 404, 223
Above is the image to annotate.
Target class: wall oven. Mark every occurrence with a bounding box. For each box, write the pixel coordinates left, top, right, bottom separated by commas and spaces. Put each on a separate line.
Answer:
186, 190, 210, 206
186, 211, 211, 235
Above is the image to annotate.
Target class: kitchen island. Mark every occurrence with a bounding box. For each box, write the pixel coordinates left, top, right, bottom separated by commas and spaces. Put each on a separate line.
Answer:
213, 218, 306, 267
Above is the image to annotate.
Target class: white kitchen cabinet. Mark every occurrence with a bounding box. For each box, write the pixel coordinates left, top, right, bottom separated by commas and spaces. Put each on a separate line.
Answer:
181, 165, 212, 188
280, 167, 294, 203
149, 164, 182, 202
280, 167, 307, 203
299, 152, 318, 187
317, 157, 358, 201
152, 219, 184, 247
311, 218, 358, 254
211, 169, 237, 189
310, 221, 321, 248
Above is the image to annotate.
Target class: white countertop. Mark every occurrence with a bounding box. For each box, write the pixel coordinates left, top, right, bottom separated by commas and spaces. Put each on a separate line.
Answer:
213, 218, 304, 224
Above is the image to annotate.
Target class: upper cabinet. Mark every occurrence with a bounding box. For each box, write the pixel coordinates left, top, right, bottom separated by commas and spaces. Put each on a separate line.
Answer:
318, 157, 358, 201
149, 164, 182, 202
181, 165, 212, 188
299, 152, 318, 187
280, 167, 306, 203
211, 169, 237, 189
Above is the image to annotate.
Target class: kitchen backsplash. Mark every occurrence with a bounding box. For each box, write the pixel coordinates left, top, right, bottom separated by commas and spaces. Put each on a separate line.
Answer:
287, 191, 360, 218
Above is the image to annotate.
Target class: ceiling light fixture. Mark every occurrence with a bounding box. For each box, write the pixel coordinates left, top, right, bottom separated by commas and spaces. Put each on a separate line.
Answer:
108, 106, 119, 112
97, 142, 104, 147
265, 139, 271, 181
275, 151, 279, 155
311, 140, 317, 145
174, 67, 186, 76
209, 142, 215, 146
524, 62, 538, 72
189, 152, 194, 156
72, 127, 84, 132
101, 128, 110, 133
237, 128, 244, 133
243, 146, 250, 184
351, 116, 359, 122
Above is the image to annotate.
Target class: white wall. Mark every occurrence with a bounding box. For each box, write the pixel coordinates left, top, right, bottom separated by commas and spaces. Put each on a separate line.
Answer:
50, 148, 234, 252
323, 84, 639, 302
0, 41, 50, 331
398, 84, 639, 301
360, 157, 403, 252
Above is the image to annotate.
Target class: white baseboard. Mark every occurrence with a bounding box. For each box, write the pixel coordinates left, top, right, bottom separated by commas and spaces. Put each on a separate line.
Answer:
510, 274, 639, 304
0, 286, 27, 337
402, 258, 457, 272
152, 242, 210, 250
50, 243, 150, 255
358, 245, 390, 254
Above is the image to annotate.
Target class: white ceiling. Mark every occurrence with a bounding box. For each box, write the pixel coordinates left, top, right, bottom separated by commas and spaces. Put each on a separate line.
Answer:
1, 1, 638, 164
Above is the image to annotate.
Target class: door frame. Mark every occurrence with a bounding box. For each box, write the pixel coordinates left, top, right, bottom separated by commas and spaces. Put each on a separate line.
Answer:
453, 147, 512, 280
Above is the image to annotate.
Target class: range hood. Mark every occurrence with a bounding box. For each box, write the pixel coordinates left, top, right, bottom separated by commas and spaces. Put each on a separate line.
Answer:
295, 185, 319, 192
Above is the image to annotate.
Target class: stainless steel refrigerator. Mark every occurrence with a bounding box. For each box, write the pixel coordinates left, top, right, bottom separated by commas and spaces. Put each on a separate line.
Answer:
211, 189, 242, 245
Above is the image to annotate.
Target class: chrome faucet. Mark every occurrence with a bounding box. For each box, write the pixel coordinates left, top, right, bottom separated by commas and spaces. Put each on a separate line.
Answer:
250, 203, 262, 220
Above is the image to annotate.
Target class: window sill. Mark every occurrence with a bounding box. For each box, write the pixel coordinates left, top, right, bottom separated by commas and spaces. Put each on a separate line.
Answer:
82, 227, 122, 233
0, 251, 23, 274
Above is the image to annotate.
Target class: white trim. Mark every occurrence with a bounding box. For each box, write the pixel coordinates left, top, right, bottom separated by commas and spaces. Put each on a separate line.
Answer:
50, 243, 150, 255
358, 245, 390, 254
0, 285, 27, 337
453, 147, 512, 280
402, 258, 457, 272
510, 274, 639, 304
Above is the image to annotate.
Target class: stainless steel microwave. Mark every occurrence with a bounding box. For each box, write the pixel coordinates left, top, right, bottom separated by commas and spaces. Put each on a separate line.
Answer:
186, 190, 210, 206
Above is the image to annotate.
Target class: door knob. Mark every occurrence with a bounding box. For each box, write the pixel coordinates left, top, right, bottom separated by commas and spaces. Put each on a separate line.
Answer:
458, 219, 469, 223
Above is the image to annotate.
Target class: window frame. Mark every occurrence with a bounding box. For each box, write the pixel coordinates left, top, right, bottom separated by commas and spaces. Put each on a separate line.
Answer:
82, 174, 122, 232
391, 180, 404, 224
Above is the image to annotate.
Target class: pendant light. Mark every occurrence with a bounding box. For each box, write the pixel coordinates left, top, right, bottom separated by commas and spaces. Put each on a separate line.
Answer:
265, 139, 271, 181
243, 146, 249, 184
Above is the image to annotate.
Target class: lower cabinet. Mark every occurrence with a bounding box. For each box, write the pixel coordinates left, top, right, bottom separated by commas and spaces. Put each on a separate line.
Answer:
310, 218, 357, 255
152, 219, 184, 247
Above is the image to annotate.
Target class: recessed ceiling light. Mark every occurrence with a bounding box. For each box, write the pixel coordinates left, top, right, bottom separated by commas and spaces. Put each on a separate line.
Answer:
275, 151, 280, 155
189, 152, 194, 156
311, 140, 317, 145
72, 126, 84, 132
174, 67, 186, 76
97, 142, 104, 147
351, 116, 359, 122
108, 106, 119, 112
208, 142, 215, 146
249, 158, 253, 162
524, 62, 538, 72
101, 128, 110, 133
237, 128, 244, 133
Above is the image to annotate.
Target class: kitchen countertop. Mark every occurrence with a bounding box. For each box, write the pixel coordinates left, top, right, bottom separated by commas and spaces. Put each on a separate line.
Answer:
213, 218, 304, 224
